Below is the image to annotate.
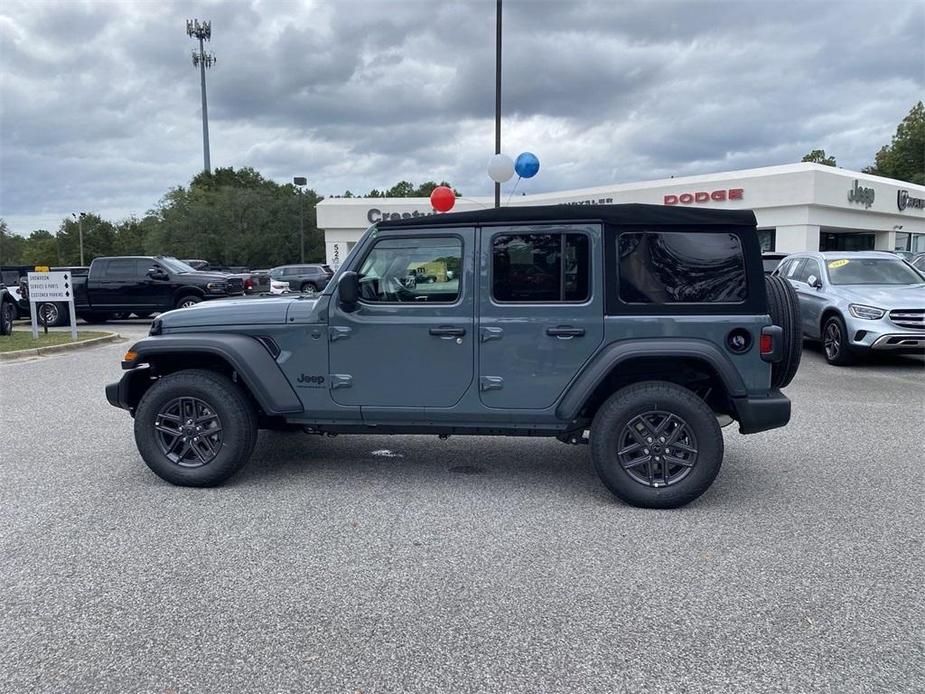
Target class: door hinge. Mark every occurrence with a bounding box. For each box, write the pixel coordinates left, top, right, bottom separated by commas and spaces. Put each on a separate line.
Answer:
479, 376, 504, 392
329, 326, 352, 342
329, 374, 352, 390
480, 327, 504, 343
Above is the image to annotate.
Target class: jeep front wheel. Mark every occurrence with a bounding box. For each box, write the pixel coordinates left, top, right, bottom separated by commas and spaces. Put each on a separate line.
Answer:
134, 369, 257, 486
590, 381, 723, 509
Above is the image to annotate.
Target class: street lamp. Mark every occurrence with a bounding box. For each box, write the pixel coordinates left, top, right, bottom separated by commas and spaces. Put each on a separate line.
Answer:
293, 177, 307, 263
71, 212, 87, 266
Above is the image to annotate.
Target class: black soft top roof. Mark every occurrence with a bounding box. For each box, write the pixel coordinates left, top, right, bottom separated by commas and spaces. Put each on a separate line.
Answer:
377, 203, 756, 229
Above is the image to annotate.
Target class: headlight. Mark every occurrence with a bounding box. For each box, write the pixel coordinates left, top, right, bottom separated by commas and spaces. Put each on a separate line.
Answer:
848, 304, 885, 320
206, 282, 225, 291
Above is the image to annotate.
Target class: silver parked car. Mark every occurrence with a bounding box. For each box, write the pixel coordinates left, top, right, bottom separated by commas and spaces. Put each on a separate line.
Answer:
775, 251, 925, 364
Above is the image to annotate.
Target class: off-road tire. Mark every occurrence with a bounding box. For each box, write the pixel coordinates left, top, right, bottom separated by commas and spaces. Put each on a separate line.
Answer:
764, 274, 802, 388
822, 314, 854, 366
134, 369, 258, 487
175, 295, 202, 310
590, 381, 724, 509
0, 300, 14, 335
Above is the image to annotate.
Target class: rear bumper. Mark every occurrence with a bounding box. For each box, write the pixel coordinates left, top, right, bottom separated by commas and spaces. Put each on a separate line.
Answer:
732, 390, 791, 434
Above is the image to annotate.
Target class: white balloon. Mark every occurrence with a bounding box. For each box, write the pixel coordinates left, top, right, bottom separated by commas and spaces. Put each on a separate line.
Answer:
487, 153, 515, 183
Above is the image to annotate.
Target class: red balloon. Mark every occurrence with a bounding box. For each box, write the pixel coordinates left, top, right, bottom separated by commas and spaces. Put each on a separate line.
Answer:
430, 185, 456, 213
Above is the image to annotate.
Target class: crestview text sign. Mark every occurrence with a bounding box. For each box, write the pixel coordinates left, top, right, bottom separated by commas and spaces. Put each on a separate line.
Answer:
664, 188, 744, 205
367, 208, 437, 223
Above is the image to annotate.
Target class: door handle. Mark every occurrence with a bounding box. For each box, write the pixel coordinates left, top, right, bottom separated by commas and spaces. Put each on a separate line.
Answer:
546, 326, 585, 338
429, 326, 465, 337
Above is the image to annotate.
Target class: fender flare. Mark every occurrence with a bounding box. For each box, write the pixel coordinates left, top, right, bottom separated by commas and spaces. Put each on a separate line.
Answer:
126, 334, 303, 415
556, 339, 748, 421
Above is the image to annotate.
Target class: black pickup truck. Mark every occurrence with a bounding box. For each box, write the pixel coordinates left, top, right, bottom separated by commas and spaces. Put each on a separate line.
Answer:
26, 256, 245, 325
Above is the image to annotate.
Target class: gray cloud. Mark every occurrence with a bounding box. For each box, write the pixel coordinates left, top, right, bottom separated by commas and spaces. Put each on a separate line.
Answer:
1, 0, 922, 235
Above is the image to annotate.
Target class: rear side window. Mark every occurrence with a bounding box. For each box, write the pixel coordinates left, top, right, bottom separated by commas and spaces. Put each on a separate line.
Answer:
619, 232, 746, 304
492, 233, 590, 302
104, 259, 141, 280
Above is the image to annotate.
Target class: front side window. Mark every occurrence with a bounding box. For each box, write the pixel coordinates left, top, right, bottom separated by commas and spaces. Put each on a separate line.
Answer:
826, 257, 925, 285
619, 231, 746, 304
492, 233, 590, 302
794, 259, 821, 284
358, 237, 462, 303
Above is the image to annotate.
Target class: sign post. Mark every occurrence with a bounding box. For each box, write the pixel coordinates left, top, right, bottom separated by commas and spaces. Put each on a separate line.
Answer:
27, 271, 78, 341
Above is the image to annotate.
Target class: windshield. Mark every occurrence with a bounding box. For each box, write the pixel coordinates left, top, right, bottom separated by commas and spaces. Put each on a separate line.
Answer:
826, 257, 925, 285
158, 256, 197, 273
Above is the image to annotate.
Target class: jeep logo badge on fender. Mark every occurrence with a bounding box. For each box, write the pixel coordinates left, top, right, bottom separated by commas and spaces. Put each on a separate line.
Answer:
664, 189, 743, 205
847, 180, 875, 209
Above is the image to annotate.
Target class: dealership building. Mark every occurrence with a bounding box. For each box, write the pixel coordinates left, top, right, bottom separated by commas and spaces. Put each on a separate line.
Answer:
316, 163, 925, 270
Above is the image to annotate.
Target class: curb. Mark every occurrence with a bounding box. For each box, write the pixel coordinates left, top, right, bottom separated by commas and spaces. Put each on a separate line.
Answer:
0, 332, 124, 361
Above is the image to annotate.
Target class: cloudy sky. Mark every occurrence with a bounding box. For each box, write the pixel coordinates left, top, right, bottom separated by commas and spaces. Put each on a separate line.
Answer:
1, 0, 922, 235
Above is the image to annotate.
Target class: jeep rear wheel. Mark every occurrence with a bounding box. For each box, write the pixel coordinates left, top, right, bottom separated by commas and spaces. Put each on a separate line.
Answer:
764, 274, 802, 388
134, 369, 257, 486
590, 381, 723, 509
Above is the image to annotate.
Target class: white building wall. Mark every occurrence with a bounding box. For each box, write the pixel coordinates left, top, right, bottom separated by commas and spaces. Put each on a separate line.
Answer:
316, 163, 925, 264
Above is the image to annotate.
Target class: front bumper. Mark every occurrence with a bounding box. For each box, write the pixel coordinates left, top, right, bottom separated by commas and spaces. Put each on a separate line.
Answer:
870, 334, 925, 351
731, 390, 791, 434
105, 366, 152, 414
844, 313, 925, 353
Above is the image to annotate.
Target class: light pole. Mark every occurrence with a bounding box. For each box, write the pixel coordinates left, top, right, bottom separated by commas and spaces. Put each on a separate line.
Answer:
71, 212, 86, 266
186, 19, 216, 173
294, 177, 307, 263
494, 0, 502, 208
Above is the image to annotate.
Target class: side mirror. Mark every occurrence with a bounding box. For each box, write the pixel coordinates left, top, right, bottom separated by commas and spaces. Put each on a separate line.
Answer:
147, 267, 168, 281
807, 275, 823, 289
338, 271, 359, 312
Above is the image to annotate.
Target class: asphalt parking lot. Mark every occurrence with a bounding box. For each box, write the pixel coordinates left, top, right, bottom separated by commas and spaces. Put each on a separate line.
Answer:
1, 320, 923, 693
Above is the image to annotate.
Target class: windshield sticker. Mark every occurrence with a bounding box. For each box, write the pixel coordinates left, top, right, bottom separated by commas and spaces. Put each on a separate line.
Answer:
828, 259, 850, 269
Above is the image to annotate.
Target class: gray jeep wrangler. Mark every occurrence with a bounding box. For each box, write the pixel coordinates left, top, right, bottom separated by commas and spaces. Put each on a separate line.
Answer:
107, 204, 801, 508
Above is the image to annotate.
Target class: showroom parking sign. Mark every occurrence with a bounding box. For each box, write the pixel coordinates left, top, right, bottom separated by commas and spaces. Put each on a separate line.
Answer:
27, 270, 78, 340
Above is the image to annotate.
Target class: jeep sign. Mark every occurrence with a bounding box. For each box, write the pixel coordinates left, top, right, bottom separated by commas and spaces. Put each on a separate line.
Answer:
847, 180, 875, 209
664, 189, 744, 205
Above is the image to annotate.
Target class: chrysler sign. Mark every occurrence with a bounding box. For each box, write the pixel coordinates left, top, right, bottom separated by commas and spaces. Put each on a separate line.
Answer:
897, 189, 924, 212
664, 188, 744, 205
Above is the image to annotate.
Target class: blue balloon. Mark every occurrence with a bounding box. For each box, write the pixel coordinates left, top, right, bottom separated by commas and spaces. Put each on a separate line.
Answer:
514, 152, 540, 179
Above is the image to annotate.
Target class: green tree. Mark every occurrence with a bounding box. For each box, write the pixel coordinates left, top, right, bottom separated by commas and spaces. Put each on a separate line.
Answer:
56, 213, 117, 265
0, 218, 27, 265
801, 149, 837, 166
864, 101, 925, 184
21, 230, 58, 267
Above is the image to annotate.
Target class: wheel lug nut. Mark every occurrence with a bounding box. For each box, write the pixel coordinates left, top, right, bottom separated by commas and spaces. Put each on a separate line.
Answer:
643, 448, 649, 454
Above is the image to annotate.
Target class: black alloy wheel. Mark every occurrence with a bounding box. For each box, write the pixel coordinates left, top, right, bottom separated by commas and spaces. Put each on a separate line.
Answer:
616, 411, 699, 488
822, 314, 853, 366
590, 381, 723, 508
154, 396, 224, 468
